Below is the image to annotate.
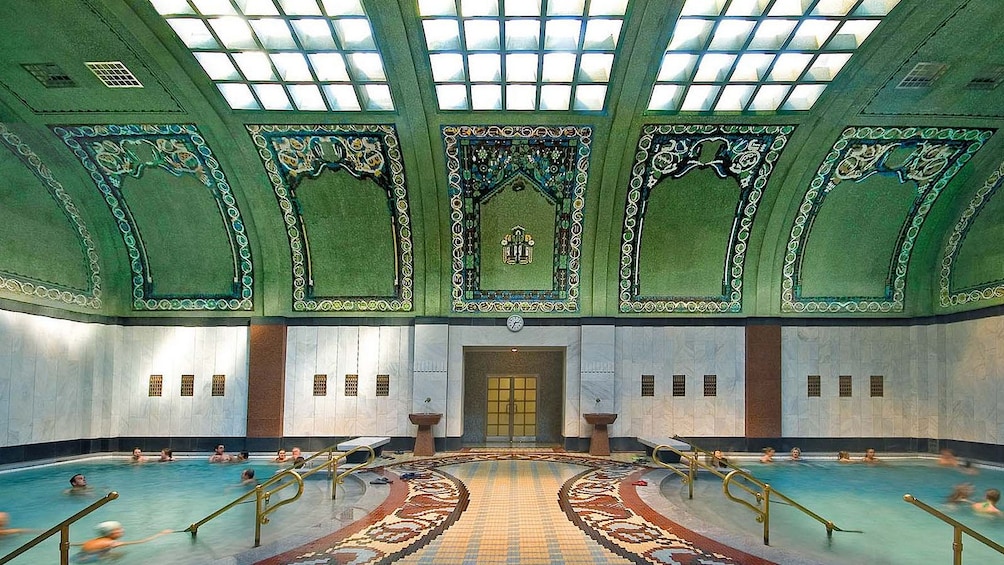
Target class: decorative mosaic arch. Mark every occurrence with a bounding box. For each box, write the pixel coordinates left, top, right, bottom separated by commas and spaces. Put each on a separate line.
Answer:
781, 126, 992, 313
443, 125, 591, 313
940, 158, 1004, 307
619, 124, 793, 313
0, 124, 101, 309
54, 124, 253, 311
248, 124, 413, 312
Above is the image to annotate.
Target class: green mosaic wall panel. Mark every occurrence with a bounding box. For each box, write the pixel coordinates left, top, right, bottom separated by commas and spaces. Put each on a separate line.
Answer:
0, 124, 101, 309
619, 124, 793, 313
940, 158, 1004, 307
444, 125, 591, 313
54, 124, 253, 311
248, 124, 413, 312
782, 126, 993, 314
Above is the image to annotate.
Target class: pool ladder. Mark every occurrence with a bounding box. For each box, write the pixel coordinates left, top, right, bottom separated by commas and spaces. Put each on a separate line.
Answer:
650, 436, 860, 546
184, 443, 376, 547
0, 491, 118, 565
902, 494, 1004, 564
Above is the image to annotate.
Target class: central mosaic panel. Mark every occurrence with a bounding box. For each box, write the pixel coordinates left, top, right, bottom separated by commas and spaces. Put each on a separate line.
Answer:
443, 125, 591, 313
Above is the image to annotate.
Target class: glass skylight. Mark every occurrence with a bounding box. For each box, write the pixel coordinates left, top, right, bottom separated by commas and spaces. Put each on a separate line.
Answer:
418, 0, 629, 111
649, 0, 900, 112
151, 0, 393, 111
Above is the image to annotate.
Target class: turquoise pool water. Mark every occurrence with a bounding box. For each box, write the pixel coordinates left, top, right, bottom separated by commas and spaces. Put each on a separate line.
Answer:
660, 458, 1004, 565
0, 457, 371, 565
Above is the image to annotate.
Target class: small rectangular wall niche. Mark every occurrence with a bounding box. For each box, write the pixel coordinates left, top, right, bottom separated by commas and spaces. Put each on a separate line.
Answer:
345, 374, 358, 396
703, 375, 717, 397
181, 374, 195, 397
641, 374, 655, 397
839, 375, 853, 397
672, 374, 686, 397
313, 374, 327, 396
376, 374, 390, 396
148, 375, 163, 397
870, 375, 884, 397
211, 374, 226, 396
807, 375, 821, 397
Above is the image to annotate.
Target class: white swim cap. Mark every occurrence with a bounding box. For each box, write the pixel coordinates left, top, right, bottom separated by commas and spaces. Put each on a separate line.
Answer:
95, 521, 122, 536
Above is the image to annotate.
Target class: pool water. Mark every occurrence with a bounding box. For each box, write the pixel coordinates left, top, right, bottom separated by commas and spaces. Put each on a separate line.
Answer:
661, 459, 1004, 565
0, 457, 372, 565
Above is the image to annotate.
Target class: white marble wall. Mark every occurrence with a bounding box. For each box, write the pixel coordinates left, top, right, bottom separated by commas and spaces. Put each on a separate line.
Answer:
283, 325, 413, 438
616, 326, 746, 439
0, 309, 248, 447
781, 325, 940, 438
943, 316, 1004, 444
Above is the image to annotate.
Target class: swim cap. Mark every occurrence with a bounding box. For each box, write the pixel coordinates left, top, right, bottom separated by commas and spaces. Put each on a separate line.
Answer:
95, 521, 122, 536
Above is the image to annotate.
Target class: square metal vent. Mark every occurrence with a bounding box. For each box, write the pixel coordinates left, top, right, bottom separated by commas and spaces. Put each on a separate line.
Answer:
21, 63, 76, 88
896, 62, 948, 89
85, 61, 143, 88
966, 66, 1004, 90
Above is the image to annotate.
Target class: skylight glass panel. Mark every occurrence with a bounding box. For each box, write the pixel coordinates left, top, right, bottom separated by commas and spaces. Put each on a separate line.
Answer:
649, 0, 901, 112
153, 0, 394, 111
419, 0, 628, 111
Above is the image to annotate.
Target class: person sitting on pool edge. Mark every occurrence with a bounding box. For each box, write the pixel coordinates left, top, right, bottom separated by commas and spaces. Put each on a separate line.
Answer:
73, 521, 172, 562
760, 447, 775, 463
973, 489, 1002, 515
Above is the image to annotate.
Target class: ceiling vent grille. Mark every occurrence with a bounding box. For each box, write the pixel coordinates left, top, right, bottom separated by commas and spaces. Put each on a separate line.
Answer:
21, 63, 76, 88
896, 62, 948, 89
966, 66, 1004, 90
85, 61, 143, 88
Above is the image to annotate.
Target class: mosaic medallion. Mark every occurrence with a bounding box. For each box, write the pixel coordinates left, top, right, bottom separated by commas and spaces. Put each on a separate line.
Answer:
782, 126, 992, 313
444, 125, 591, 313
249, 124, 413, 312
0, 124, 101, 309
619, 124, 793, 313
53, 124, 252, 311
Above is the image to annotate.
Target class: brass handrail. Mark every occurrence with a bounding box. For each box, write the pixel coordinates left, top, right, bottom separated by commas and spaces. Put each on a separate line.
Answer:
184, 443, 376, 546
0, 491, 118, 565
904, 494, 1004, 565
651, 437, 858, 545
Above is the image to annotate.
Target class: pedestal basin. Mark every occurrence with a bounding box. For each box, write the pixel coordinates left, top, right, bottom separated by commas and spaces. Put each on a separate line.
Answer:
584, 413, 617, 456
409, 413, 442, 456
583, 413, 617, 426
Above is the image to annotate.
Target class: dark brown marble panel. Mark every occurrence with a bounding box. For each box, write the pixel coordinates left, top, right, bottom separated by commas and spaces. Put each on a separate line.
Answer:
247, 322, 287, 437
745, 324, 781, 438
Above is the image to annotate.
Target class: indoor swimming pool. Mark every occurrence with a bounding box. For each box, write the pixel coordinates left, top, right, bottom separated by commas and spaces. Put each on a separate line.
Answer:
0, 456, 379, 564
658, 457, 1004, 565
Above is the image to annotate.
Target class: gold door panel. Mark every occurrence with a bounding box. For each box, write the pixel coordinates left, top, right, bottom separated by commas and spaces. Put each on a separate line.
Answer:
486, 375, 537, 442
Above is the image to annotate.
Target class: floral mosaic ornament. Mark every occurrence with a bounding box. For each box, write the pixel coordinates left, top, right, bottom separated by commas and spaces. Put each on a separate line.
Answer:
248, 124, 413, 312
444, 125, 591, 313
940, 158, 1004, 308
0, 124, 101, 309
619, 124, 793, 314
782, 126, 992, 314
53, 124, 253, 311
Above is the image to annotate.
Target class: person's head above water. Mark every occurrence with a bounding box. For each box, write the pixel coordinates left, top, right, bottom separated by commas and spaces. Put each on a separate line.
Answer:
69, 474, 87, 487
95, 521, 123, 538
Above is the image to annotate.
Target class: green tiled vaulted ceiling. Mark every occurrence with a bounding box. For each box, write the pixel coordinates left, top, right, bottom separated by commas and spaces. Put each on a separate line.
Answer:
0, 0, 1002, 319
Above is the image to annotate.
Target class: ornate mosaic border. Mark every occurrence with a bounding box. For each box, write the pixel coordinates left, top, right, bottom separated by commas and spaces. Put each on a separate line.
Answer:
53, 124, 253, 311
781, 126, 992, 314
940, 158, 1004, 307
0, 124, 101, 309
248, 124, 413, 312
444, 125, 591, 313
619, 124, 793, 314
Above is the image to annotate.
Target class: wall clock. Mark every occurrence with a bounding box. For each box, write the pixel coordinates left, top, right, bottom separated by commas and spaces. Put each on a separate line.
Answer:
506, 314, 524, 332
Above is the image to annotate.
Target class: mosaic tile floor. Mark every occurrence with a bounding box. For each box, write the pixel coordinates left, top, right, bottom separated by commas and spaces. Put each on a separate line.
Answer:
256, 452, 775, 565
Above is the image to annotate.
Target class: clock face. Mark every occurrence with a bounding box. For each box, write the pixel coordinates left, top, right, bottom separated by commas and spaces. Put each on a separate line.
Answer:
506, 314, 524, 332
